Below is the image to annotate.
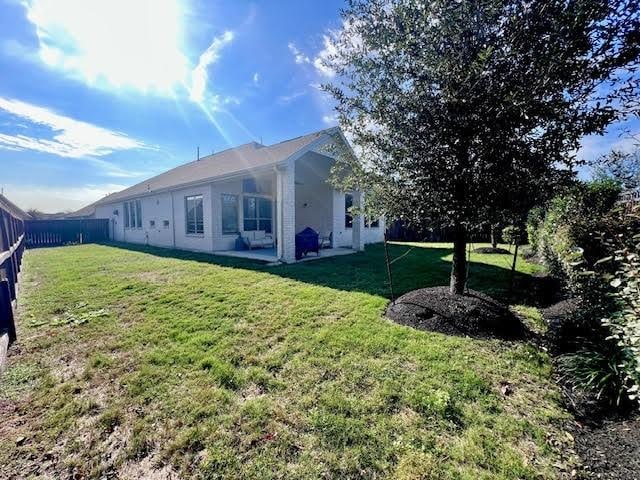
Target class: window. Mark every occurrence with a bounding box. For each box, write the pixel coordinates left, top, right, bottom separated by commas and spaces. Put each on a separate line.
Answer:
367, 218, 380, 228
135, 200, 142, 228
243, 178, 271, 195
243, 196, 272, 232
124, 200, 142, 229
124, 202, 130, 228
149, 220, 155, 228
221, 194, 239, 234
185, 195, 204, 234
345, 193, 353, 228
163, 220, 170, 228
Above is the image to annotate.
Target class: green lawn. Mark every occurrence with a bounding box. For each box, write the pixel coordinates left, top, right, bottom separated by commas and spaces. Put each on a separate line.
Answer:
0, 242, 573, 479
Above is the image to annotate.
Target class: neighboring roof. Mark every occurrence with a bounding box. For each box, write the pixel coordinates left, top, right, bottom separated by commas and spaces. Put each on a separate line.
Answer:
93, 127, 339, 207
64, 202, 98, 218
0, 194, 31, 221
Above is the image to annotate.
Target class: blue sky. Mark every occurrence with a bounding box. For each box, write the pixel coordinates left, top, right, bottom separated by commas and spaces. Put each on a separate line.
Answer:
0, 0, 637, 212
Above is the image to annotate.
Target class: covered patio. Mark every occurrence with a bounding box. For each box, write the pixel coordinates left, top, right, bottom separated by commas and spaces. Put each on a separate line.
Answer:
215, 144, 369, 264
214, 246, 358, 264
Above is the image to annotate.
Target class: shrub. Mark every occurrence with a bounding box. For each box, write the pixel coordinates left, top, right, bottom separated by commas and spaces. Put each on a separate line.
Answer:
600, 204, 640, 403
526, 207, 545, 252
557, 342, 633, 406
529, 180, 640, 407
502, 225, 525, 245
536, 179, 621, 286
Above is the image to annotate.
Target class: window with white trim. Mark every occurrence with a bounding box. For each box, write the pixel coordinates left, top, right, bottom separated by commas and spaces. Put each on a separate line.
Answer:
185, 195, 204, 235
124, 200, 142, 229
221, 194, 239, 234
243, 196, 272, 232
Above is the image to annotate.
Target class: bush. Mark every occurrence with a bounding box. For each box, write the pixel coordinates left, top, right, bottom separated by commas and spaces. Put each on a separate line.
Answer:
600, 204, 640, 403
557, 342, 633, 406
536, 179, 621, 286
501, 225, 525, 245
529, 179, 640, 407
526, 207, 545, 252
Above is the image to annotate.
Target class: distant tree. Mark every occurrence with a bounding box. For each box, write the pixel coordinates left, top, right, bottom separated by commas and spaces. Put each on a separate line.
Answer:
590, 143, 640, 191
26, 209, 43, 219
325, 0, 640, 294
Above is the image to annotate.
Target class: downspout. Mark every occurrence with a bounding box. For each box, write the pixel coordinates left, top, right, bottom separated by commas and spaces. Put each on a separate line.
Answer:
171, 193, 176, 248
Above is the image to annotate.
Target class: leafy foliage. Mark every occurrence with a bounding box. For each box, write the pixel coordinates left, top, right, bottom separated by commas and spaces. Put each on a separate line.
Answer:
325, 0, 640, 292
558, 343, 632, 406
534, 179, 621, 289
590, 144, 640, 191
531, 181, 640, 405
600, 204, 640, 403
526, 207, 545, 253
502, 225, 525, 246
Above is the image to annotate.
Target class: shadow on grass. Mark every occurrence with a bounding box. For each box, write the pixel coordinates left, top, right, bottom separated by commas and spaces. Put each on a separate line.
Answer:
97, 241, 537, 304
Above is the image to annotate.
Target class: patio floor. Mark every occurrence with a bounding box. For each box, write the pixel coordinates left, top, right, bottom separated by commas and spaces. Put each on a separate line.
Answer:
214, 247, 357, 263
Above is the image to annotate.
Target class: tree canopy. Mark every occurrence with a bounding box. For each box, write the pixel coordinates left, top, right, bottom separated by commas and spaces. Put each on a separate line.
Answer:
325, 0, 640, 293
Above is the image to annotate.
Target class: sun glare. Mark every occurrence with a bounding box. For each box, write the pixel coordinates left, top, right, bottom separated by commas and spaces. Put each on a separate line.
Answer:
25, 0, 189, 93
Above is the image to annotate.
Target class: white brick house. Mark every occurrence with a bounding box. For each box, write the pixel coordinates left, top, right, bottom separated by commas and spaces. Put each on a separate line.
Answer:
80, 128, 384, 263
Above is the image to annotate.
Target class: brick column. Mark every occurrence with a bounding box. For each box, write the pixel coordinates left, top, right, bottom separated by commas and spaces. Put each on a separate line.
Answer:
276, 163, 296, 262
352, 191, 365, 251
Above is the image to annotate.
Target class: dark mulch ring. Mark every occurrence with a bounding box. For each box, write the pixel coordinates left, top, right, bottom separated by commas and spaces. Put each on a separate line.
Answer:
472, 246, 512, 254
386, 286, 526, 339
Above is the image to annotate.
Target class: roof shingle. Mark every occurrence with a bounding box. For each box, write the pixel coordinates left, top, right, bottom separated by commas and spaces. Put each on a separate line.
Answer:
94, 127, 336, 206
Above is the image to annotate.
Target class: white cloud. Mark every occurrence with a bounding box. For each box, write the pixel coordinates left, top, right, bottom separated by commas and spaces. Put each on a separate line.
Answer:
24, 0, 189, 94
322, 114, 338, 125
1, 183, 128, 213
253, 72, 260, 85
578, 131, 639, 162
0, 97, 149, 174
189, 31, 234, 103
313, 34, 337, 78
277, 91, 306, 105
288, 42, 310, 64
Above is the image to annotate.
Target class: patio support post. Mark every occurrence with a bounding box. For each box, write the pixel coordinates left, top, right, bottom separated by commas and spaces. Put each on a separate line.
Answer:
276, 163, 296, 263
353, 191, 365, 251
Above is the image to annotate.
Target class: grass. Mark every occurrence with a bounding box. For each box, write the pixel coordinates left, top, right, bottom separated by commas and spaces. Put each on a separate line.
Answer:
0, 242, 574, 479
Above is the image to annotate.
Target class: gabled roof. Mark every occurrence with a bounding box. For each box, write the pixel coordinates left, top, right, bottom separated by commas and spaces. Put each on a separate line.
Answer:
64, 202, 98, 218
0, 194, 31, 221
93, 127, 340, 206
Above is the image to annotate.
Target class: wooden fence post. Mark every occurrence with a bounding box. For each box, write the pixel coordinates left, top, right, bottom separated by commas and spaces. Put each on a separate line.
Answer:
0, 279, 16, 343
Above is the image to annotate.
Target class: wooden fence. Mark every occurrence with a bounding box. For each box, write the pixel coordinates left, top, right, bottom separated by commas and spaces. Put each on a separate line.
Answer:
25, 219, 109, 248
0, 205, 25, 355
387, 220, 492, 243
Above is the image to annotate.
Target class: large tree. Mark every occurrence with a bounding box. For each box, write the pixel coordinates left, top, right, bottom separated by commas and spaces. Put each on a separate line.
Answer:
325, 0, 640, 294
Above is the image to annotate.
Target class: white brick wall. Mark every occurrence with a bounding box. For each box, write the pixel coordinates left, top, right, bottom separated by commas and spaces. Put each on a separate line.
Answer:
92, 158, 384, 258
277, 163, 296, 262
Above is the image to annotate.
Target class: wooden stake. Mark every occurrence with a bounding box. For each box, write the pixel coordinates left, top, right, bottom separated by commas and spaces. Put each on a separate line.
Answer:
383, 232, 395, 303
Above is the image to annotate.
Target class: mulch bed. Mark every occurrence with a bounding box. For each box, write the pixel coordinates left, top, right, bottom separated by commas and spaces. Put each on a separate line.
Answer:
472, 246, 512, 254
541, 299, 640, 479
386, 287, 525, 339
569, 415, 640, 479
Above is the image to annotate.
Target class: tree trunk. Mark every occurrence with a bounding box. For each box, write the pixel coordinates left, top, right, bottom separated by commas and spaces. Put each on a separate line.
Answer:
490, 225, 498, 249
450, 222, 467, 295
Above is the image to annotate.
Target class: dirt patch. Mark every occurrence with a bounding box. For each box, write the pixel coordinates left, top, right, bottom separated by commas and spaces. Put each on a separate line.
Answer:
569, 415, 640, 479
386, 287, 525, 339
119, 456, 179, 480
472, 246, 512, 254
